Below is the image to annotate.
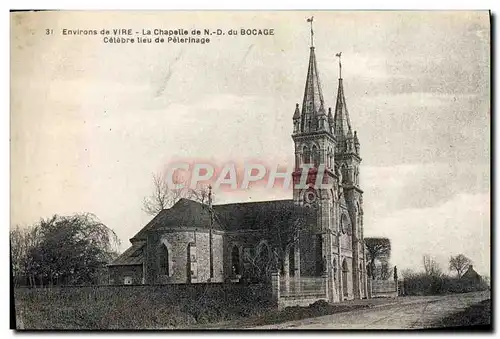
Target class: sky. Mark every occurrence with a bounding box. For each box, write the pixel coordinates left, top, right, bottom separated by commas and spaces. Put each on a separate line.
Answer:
10, 11, 490, 276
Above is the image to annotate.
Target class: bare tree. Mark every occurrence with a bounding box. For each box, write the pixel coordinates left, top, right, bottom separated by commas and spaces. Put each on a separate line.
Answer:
256, 204, 315, 274
449, 254, 472, 278
10, 225, 42, 287
243, 245, 275, 283
380, 262, 393, 280
142, 172, 211, 216
365, 237, 391, 280
237, 204, 315, 282
423, 254, 442, 277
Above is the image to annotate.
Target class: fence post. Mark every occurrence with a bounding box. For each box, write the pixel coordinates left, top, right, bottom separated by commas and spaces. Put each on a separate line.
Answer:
271, 271, 280, 305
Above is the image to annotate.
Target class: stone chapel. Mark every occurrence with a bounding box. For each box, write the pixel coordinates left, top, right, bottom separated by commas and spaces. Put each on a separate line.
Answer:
109, 33, 369, 302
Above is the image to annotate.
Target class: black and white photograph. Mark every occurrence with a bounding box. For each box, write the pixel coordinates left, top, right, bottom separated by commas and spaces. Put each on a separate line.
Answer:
10, 10, 491, 330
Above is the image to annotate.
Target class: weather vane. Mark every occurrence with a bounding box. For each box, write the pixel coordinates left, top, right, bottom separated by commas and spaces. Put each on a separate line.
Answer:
335, 52, 342, 79
306, 16, 314, 47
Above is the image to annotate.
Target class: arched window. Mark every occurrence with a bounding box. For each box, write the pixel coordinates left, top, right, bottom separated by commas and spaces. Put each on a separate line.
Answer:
231, 246, 240, 275
303, 146, 311, 164
341, 165, 348, 184
342, 259, 349, 297
333, 258, 337, 281
341, 214, 349, 234
354, 167, 359, 185
158, 244, 169, 276
356, 202, 362, 238
288, 245, 295, 276
187, 242, 197, 282
312, 145, 320, 168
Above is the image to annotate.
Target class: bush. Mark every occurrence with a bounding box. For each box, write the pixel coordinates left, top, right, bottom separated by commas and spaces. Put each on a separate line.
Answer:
402, 273, 488, 296
14, 283, 272, 329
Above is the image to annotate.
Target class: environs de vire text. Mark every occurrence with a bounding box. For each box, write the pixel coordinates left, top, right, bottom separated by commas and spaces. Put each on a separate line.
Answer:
54, 28, 275, 44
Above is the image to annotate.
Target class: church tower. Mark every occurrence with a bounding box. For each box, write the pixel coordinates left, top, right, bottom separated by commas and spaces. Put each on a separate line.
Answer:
291, 18, 337, 283
291, 19, 367, 301
332, 53, 366, 300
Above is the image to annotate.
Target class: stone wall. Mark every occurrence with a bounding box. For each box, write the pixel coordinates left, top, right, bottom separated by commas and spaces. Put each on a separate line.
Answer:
145, 229, 224, 284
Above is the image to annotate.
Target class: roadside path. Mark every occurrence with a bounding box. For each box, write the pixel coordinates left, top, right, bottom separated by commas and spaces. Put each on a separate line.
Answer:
251, 291, 490, 329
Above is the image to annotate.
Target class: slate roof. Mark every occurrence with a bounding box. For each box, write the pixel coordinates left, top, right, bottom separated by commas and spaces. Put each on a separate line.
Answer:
130, 198, 314, 241
114, 198, 315, 267
108, 242, 144, 266
213, 199, 295, 231
131, 198, 225, 241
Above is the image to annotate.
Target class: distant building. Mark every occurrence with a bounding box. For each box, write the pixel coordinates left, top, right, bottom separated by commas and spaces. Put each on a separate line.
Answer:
461, 264, 481, 283
108, 32, 369, 302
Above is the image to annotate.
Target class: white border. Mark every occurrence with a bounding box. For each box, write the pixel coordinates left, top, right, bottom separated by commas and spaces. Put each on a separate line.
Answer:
3, 2, 496, 339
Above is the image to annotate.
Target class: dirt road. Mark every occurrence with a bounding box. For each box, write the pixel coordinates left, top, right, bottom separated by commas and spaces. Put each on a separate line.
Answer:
252, 291, 490, 329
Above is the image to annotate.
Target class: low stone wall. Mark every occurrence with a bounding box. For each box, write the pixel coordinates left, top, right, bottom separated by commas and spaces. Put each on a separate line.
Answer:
15, 282, 272, 304
272, 272, 329, 309
371, 280, 398, 298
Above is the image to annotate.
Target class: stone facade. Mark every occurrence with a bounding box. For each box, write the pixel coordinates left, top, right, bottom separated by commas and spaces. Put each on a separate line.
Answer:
108, 38, 369, 302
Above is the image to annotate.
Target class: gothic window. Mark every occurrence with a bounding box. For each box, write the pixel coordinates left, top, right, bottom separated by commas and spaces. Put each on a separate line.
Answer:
231, 245, 241, 275
356, 202, 362, 238
303, 146, 311, 164
288, 245, 295, 276
342, 259, 349, 297
341, 165, 348, 184
188, 242, 198, 281
158, 244, 170, 276
333, 258, 337, 281
341, 214, 349, 234
312, 145, 320, 168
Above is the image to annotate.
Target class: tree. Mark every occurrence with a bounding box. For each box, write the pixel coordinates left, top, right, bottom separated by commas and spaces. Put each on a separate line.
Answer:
449, 254, 472, 278
365, 237, 391, 280
142, 172, 211, 216
10, 225, 41, 287
379, 262, 393, 280
242, 204, 316, 282
11, 213, 120, 286
423, 254, 442, 277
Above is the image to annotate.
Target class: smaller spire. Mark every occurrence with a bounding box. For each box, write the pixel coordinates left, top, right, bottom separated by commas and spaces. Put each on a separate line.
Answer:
293, 103, 301, 120
208, 184, 213, 209
328, 107, 334, 126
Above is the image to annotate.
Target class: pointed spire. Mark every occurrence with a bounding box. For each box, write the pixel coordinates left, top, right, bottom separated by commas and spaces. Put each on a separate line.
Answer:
300, 46, 325, 132
293, 103, 300, 120
333, 54, 352, 152
328, 107, 334, 130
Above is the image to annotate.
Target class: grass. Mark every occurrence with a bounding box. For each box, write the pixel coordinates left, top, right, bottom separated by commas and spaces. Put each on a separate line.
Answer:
14, 285, 273, 330
432, 299, 491, 329
190, 298, 395, 329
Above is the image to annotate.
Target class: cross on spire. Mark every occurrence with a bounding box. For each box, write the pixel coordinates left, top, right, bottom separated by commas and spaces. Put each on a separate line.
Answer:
335, 52, 342, 79
307, 16, 314, 47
